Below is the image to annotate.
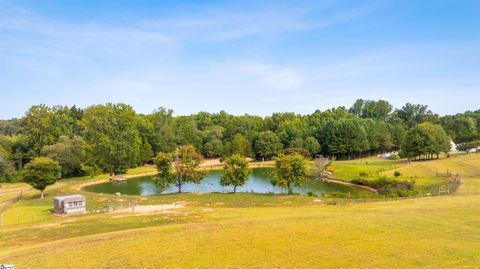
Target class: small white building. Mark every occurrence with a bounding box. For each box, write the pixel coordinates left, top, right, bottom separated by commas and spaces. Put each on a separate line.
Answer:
54, 194, 86, 214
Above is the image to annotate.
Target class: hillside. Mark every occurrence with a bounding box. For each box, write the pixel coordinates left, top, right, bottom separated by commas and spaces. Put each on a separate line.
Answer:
0, 154, 479, 268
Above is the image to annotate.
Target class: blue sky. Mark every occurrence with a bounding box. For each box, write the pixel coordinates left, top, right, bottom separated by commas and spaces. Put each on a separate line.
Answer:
1, 0, 479, 118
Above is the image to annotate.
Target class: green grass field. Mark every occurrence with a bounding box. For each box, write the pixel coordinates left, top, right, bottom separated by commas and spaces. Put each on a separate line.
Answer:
1, 154, 479, 268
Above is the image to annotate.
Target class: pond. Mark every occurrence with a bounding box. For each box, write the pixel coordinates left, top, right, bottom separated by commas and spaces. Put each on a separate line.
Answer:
84, 168, 370, 196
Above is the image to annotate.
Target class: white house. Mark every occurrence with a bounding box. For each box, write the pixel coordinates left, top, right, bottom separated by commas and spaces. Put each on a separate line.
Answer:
54, 194, 86, 214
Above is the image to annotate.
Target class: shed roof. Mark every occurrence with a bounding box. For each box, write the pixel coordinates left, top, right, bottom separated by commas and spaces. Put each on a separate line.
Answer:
54, 194, 85, 202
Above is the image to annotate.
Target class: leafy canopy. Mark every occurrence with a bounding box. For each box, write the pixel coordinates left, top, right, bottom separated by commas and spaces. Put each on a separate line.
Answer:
22, 157, 61, 198
220, 154, 251, 193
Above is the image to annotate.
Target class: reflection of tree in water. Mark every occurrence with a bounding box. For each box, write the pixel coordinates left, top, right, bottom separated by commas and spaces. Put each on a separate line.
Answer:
152, 176, 168, 194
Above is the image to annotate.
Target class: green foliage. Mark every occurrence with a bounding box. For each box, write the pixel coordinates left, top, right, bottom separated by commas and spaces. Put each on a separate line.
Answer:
0, 145, 16, 181
153, 152, 175, 190
21, 157, 61, 198
220, 154, 251, 193
306, 191, 317, 197
394, 171, 401, 177
441, 115, 477, 143
203, 139, 223, 158
43, 135, 85, 178
457, 140, 480, 153
394, 103, 439, 128
224, 134, 252, 157
272, 154, 308, 194
351, 176, 415, 195
154, 146, 205, 193
401, 122, 450, 160
325, 118, 369, 159
139, 142, 154, 164
349, 99, 393, 121
1, 100, 478, 176
281, 148, 310, 158
254, 131, 282, 160
303, 136, 321, 156
81, 103, 142, 175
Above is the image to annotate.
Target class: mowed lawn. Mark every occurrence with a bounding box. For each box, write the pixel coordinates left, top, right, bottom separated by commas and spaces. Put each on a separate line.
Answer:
1, 154, 479, 268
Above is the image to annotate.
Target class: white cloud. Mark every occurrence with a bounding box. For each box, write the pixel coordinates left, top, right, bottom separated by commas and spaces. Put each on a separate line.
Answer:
241, 63, 303, 91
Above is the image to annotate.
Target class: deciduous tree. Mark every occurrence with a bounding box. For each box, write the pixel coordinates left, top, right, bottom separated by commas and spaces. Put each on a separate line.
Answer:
220, 154, 251, 193
22, 157, 61, 199
272, 154, 308, 194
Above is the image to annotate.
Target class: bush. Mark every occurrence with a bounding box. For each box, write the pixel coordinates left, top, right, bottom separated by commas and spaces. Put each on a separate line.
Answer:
388, 155, 400, 160
359, 171, 369, 177
352, 176, 415, 195
351, 177, 369, 186
307, 191, 317, 197
394, 171, 401, 177
326, 191, 350, 198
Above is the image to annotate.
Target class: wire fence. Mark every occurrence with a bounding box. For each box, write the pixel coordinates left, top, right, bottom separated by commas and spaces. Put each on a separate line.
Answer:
0, 171, 463, 226
0, 191, 22, 213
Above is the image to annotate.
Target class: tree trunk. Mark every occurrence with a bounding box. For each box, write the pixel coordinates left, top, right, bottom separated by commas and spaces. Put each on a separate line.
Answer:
178, 183, 182, 193
40, 190, 44, 199
234, 186, 237, 193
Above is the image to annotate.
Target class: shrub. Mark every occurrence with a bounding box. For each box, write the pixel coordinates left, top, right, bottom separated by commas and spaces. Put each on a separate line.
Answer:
359, 171, 369, 177
351, 177, 368, 186
327, 191, 349, 198
307, 191, 317, 197
352, 176, 415, 195
394, 171, 401, 177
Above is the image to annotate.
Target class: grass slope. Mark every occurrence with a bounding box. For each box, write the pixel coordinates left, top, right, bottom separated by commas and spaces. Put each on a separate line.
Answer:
1, 154, 479, 268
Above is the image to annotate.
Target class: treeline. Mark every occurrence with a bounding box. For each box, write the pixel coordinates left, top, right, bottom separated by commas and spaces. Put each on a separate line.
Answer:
0, 100, 479, 181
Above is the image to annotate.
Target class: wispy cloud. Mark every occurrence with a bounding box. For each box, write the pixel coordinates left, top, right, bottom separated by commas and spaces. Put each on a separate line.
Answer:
240, 63, 303, 91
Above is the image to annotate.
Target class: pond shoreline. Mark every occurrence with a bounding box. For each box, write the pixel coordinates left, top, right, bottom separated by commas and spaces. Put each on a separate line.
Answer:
319, 177, 378, 193
82, 168, 370, 196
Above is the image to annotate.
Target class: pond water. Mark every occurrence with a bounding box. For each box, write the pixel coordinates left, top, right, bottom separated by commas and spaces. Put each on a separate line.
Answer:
84, 168, 369, 196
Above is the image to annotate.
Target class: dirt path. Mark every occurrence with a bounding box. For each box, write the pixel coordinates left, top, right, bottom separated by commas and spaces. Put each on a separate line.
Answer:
112, 203, 184, 213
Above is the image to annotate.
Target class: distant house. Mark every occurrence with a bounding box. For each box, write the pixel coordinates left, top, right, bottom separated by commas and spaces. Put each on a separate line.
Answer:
450, 141, 457, 152
54, 194, 86, 214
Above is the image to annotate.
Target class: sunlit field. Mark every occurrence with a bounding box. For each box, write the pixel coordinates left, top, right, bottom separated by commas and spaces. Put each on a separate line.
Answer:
1, 154, 479, 268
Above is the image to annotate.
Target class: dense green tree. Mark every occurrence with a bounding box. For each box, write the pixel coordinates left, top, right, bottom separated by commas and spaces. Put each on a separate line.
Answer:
277, 118, 307, 147
0, 119, 22, 136
325, 118, 369, 159
147, 107, 176, 153
220, 154, 251, 193
394, 103, 438, 128
22, 157, 61, 199
364, 120, 393, 153
153, 152, 175, 190
303, 136, 320, 156
440, 115, 477, 143
81, 103, 142, 176
401, 123, 450, 160
43, 136, 85, 178
1, 100, 478, 171
0, 145, 15, 180
154, 145, 204, 193
254, 131, 282, 160
203, 139, 223, 158
272, 154, 308, 194
224, 134, 252, 157
350, 99, 392, 121
22, 105, 57, 155
174, 116, 202, 150
139, 142, 154, 164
